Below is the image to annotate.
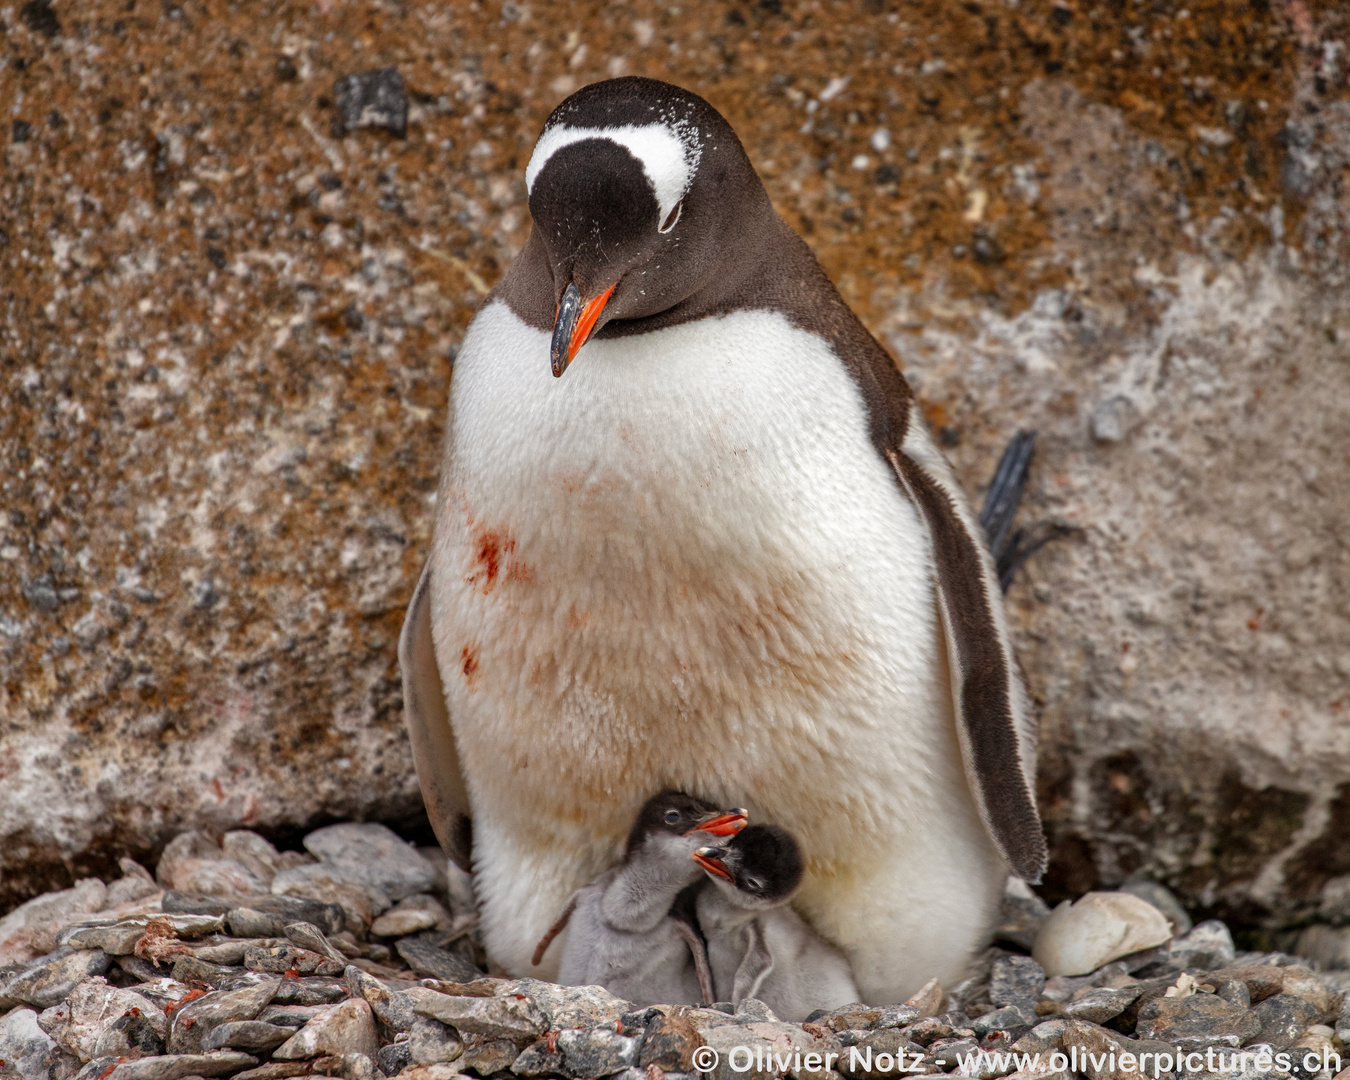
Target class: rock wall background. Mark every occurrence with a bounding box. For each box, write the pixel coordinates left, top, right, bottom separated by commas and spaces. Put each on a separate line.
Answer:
2, 0, 1347, 934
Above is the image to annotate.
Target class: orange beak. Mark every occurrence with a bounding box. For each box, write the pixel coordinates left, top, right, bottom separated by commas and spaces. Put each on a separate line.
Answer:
692, 847, 735, 883
551, 281, 616, 377
690, 809, 748, 838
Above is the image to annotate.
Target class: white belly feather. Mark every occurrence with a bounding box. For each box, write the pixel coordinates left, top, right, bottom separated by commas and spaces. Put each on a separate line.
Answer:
427, 302, 1003, 1000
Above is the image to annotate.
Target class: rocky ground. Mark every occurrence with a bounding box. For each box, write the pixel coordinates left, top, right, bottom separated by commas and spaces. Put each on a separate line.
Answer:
2, 827, 1348, 1080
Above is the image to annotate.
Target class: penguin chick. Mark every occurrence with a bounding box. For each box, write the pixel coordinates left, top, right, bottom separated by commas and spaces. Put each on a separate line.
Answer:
693, 824, 861, 1021
537, 791, 747, 1005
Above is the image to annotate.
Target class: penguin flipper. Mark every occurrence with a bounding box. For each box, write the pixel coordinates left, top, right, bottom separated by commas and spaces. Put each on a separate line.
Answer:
887, 446, 1048, 883
398, 560, 473, 871
730, 920, 773, 1005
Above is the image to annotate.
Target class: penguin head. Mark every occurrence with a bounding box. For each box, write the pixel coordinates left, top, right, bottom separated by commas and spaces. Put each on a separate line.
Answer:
524, 77, 770, 376
692, 823, 804, 909
625, 790, 749, 862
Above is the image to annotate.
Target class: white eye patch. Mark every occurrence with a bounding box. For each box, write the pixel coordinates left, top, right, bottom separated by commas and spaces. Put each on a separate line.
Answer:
526, 122, 696, 228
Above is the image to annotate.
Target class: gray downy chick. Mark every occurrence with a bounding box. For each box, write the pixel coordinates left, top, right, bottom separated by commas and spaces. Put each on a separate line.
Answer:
694, 824, 861, 1021
535, 791, 747, 1005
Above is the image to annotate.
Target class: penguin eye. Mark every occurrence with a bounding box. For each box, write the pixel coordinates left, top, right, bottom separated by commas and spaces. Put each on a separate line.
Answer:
664, 809, 681, 825
658, 200, 682, 234
745, 877, 764, 893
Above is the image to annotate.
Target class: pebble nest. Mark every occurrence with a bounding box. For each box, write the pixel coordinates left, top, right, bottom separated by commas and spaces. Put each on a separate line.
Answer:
2, 825, 1347, 1080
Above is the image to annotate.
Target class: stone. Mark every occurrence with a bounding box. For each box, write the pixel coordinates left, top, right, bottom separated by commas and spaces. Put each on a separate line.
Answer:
219, 834, 289, 888
996, 880, 1053, 952
232, 1065, 315, 1080
1033, 894, 1173, 978
895, 1017, 952, 1046
393, 942, 479, 985
1205, 966, 1285, 1006
456, 1037, 519, 1076
376, 1042, 411, 1077
42, 977, 168, 1062
77, 1052, 258, 1080
970, 1004, 1033, 1040
261, 1006, 331, 1029
221, 899, 344, 939
1062, 985, 1143, 1026
157, 834, 268, 901
0, 1007, 66, 1080
333, 68, 409, 138
271, 868, 381, 932
273, 999, 378, 1062
921, 1035, 979, 1072
407, 1019, 461, 1066
1116, 883, 1192, 936
0, 880, 109, 966
341, 967, 417, 1032
1248, 994, 1323, 1051
509, 1037, 564, 1078
244, 945, 344, 977
989, 957, 1046, 1013
271, 979, 347, 1008
201, 1021, 295, 1053
1277, 968, 1337, 1018
1162, 920, 1235, 972
369, 911, 437, 939
1062, 1020, 1125, 1080
410, 992, 546, 1041
1010, 1019, 1066, 1057
312, 1052, 379, 1080
636, 1012, 701, 1072
283, 924, 348, 967
904, 979, 942, 1018
167, 978, 282, 1055
838, 1028, 924, 1079
495, 978, 634, 1031
301, 826, 438, 906
1, 949, 112, 1009
390, 1067, 461, 1080
1134, 993, 1261, 1050
555, 1027, 641, 1077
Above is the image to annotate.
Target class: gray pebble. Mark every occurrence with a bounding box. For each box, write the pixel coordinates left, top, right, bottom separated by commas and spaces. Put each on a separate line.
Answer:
375, 1041, 411, 1077
395, 937, 481, 983
333, 68, 408, 138
0, 948, 111, 1009
556, 1027, 642, 1078
988, 955, 1046, 1013
201, 1020, 294, 1053
408, 1017, 462, 1065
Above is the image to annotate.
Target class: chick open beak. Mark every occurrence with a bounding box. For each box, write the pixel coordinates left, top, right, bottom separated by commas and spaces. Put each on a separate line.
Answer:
551, 281, 616, 377
689, 809, 749, 838
692, 846, 736, 883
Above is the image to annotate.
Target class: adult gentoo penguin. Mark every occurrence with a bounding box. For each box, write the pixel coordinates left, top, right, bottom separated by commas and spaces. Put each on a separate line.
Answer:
399, 76, 1046, 1002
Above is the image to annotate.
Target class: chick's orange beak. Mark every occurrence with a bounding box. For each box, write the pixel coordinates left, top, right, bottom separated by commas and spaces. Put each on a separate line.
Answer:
551, 281, 616, 377
692, 847, 735, 883
689, 810, 749, 838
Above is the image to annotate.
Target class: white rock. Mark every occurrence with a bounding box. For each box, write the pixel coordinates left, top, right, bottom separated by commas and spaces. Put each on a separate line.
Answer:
302, 823, 438, 902
220, 831, 288, 887
41, 977, 166, 1062
370, 908, 437, 938
155, 830, 269, 899
273, 997, 378, 1061
1032, 891, 1173, 977
0, 1007, 64, 1080
0, 879, 109, 966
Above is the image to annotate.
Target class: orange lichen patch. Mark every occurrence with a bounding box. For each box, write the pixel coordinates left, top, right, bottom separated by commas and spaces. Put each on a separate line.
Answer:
163, 989, 207, 1015
134, 918, 194, 967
